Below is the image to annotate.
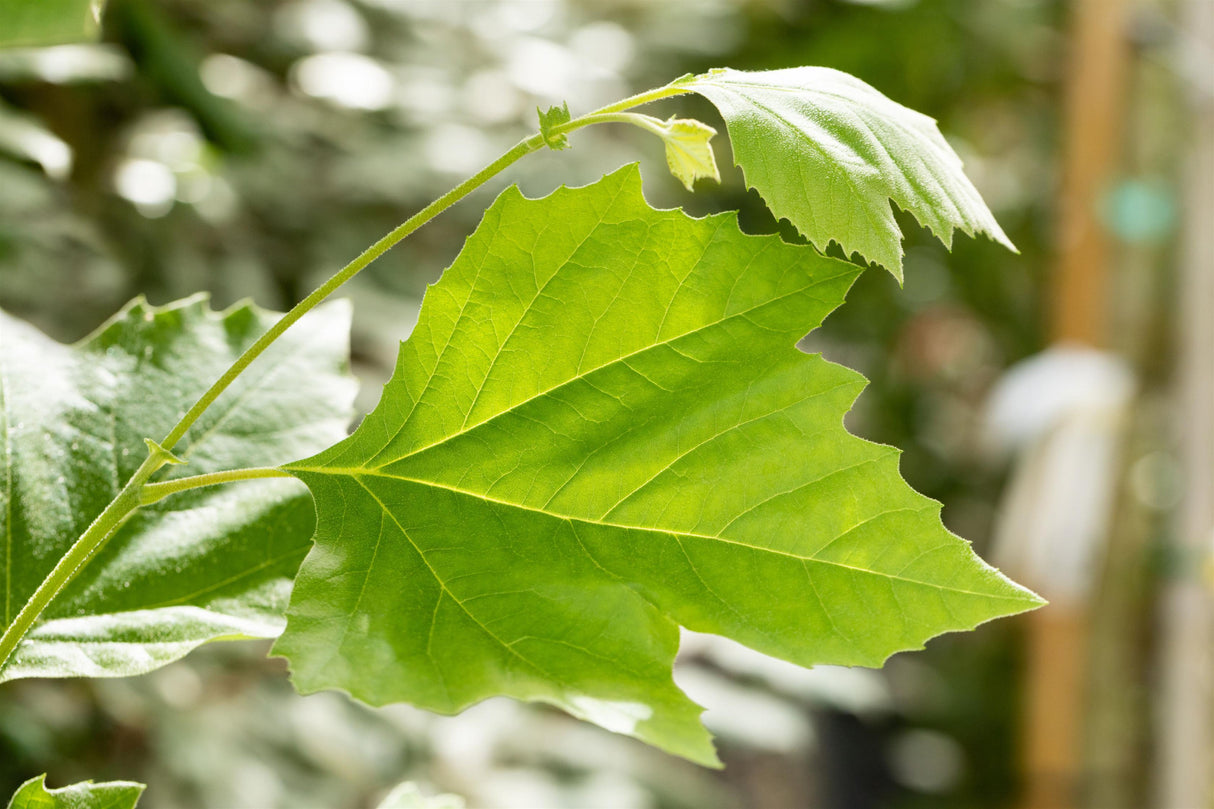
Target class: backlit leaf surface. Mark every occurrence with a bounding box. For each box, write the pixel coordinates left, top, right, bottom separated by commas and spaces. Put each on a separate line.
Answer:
679, 67, 1016, 279
276, 166, 1040, 763
0, 297, 355, 682
7, 774, 143, 809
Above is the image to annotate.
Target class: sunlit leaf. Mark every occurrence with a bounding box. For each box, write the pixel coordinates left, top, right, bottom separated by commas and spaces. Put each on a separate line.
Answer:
275, 166, 1041, 764
679, 67, 1016, 279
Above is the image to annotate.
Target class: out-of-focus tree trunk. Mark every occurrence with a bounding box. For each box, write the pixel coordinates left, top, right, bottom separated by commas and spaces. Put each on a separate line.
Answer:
1158, 2, 1214, 806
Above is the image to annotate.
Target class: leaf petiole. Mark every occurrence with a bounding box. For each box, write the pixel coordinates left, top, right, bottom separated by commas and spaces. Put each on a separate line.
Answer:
566, 79, 693, 118
155, 74, 695, 460
153, 77, 694, 460
139, 467, 295, 506
155, 135, 548, 455
561, 111, 670, 137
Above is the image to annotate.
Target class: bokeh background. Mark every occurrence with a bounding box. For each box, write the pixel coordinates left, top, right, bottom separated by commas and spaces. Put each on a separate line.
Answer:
0, 0, 1206, 807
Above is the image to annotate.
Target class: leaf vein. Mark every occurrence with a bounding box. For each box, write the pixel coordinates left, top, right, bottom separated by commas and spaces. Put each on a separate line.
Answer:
301, 469, 1030, 601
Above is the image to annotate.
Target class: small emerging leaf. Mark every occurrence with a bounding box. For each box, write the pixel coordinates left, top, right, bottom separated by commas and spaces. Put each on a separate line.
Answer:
538, 102, 572, 151
275, 165, 1041, 765
7, 774, 144, 809
678, 67, 1016, 280
143, 438, 184, 466
658, 117, 720, 192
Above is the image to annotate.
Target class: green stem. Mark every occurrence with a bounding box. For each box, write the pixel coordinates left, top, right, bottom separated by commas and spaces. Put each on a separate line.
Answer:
140, 467, 294, 506
558, 111, 670, 138
159, 133, 547, 453
0, 444, 177, 672
574, 81, 693, 118
0, 133, 547, 676
0, 76, 699, 677
158, 77, 692, 455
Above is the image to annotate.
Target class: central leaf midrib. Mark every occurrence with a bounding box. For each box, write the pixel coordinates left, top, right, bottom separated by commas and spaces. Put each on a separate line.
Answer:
297, 466, 1026, 602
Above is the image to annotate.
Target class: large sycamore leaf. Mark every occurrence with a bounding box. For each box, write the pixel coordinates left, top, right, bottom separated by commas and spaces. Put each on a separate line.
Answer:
275, 165, 1041, 764
678, 67, 1016, 280
0, 0, 105, 48
7, 775, 143, 809
0, 297, 356, 682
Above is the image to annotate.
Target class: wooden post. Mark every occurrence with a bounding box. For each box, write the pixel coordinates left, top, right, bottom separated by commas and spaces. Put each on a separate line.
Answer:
1022, 0, 1129, 806
1051, 0, 1130, 346
1023, 611, 1091, 808
1158, 2, 1214, 805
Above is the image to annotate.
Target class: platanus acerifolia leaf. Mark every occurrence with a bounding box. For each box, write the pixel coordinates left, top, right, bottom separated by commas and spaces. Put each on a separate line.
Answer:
275, 165, 1040, 764
679, 67, 1016, 280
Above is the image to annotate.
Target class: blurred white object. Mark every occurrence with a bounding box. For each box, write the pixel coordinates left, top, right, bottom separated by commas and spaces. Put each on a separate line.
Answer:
985, 345, 1135, 604
675, 664, 814, 754
680, 630, 892, 717
674, 630, 895, 755
291, 52, 395, 110
0, 104, 72, 179
887, 728, 966, 794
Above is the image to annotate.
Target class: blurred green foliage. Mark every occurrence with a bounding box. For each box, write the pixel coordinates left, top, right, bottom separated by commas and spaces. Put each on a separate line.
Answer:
0, 1, 1063, 807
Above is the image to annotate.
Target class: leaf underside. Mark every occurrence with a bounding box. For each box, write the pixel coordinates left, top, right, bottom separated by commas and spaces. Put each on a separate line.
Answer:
681, 67, 1016, 280
275, 165, 1041, 764
0, 297, 356, 682
7, 774, 143, 809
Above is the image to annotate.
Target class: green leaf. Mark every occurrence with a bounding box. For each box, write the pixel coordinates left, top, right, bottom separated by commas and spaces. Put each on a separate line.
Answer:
0, 0, 105, 48
274, 165, 1041, 764
678, 67, 1016, 280
657, 116, 720, 192
538, 102, 572, 151
7, 775, 144, 809
0, 296, 356, 682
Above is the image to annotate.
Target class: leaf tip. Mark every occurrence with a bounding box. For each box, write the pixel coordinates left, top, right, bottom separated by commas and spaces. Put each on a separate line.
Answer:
989, 222, 1019, 255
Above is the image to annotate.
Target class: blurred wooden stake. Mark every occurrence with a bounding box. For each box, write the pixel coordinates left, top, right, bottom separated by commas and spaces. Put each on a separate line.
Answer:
1023, 0, 1129, 806
1159, 1, 1214, 805
1024, 610, 1090, 808
1051, 0, 1129, 345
